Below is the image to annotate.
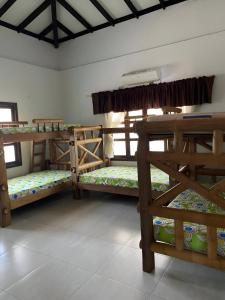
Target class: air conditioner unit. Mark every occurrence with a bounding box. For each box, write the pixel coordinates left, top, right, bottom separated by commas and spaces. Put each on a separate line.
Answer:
120, 68, 160, 88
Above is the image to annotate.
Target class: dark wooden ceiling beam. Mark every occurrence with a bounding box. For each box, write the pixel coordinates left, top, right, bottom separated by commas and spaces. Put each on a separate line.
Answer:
17, 0, 51, 32
89, 0, 114, 26
0, 19, 54, 44
59, 0, 189, 44
123, 0, 139, 18
39, 23, 53, 40
0, 0, 17, 18
57, 0, 93, 32
159, 0, 166, 9
51, 0, 58, 48
57, 21, 74, 36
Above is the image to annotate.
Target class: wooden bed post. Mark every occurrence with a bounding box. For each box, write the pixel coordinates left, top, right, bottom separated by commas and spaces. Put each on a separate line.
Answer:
0, 138, 11, 227
70, 128, 80, 199
137, 131, 155, 273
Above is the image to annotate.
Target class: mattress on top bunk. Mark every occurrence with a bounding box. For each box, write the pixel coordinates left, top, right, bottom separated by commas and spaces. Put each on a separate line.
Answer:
9, 170, 72, 201
79, 166, 169, 192
0, 124, 80, 134
153, 189, 225, 257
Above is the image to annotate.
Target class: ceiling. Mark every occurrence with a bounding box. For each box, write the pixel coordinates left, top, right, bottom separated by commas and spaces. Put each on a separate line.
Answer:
0, 0, 189, 48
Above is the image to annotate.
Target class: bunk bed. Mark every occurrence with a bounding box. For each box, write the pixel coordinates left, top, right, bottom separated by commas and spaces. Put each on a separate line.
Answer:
70, 126, 170, 199
0, 119, 80, 227
135, 113, 225, 273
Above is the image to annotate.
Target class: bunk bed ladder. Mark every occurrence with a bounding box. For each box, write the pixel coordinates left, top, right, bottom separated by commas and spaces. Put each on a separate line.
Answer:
30, 140, 46, 172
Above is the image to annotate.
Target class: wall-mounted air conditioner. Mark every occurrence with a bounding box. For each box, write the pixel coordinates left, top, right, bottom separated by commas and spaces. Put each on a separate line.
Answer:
120, 68, 160, 88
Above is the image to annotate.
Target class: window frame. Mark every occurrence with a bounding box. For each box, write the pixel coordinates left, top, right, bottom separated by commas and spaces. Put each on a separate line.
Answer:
112, 108, 148, 161
0, 102, 22, 168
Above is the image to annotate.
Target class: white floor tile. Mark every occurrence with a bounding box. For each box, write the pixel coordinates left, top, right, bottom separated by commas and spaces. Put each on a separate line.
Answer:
0, 246, 49, 289
0, 291, 18, 300
51, 236, 123, 273
7, 260, 92, 300
0, 193, 224, 300
154, 258, 225, 300
97, 246, 171, 294
69, 274, 147, 300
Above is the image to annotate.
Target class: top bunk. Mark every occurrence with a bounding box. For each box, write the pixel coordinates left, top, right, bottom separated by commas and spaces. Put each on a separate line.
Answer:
0, 119, 80, 143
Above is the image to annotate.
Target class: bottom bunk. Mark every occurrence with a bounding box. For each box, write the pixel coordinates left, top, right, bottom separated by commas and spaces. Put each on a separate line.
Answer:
8, 170, 72, 209
153, 189, 225, 257
78, 165, 169, 196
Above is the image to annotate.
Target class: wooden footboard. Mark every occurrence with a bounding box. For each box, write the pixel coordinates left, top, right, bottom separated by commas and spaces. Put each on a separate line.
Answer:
135, 116, 225, 273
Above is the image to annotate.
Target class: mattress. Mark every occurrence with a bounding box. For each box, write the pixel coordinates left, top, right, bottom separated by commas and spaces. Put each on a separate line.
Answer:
153, 189, 225, 257
0, 124, 80, 134
80, 166, 169, 192
9, 170, 72, 201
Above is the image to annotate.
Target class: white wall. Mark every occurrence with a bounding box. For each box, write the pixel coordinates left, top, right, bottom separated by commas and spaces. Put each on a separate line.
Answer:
1, 0, 225, 176
59, 0, 225, 125
0, 26, 58, 70
0, 58, 63, 177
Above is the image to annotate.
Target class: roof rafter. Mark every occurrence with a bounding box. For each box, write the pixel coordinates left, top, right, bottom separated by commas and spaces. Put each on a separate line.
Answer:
59, 0, 189, 43
57, 21, 74, 37
57, 0, 93, 32
51, 0, 59, 48
123, 0, 139, 18
0, 0, 190, 47
17, 0, 51, 33
159, 0, 166, 9
0, 19, 53, 44
39, 23, 53, 40
0, 0, 17, 18
89, 0, 114, 26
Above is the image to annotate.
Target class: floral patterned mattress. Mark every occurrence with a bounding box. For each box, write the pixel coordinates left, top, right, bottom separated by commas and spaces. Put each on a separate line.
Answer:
8, 170, 72, 201
0, 124, 80, 134
154, 189, 225, 257
80, 166, 169, 192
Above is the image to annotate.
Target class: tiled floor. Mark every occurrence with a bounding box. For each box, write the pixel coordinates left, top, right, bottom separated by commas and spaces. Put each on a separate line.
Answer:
0, 191, 225, 300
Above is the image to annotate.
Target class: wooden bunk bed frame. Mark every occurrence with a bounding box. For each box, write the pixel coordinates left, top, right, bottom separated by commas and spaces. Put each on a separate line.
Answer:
0, 119, 77, 227
135, 115, 225, 273
70, 125, 169, 199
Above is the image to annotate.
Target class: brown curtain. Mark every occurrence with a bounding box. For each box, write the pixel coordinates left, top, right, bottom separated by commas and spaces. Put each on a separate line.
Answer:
92, 76, 215, 114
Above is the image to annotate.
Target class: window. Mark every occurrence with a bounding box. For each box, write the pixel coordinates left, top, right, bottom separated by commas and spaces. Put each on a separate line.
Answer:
0, 102, 22, 168
113, 108, 164, 160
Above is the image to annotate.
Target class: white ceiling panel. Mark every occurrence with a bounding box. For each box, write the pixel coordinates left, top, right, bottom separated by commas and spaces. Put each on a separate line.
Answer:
99, 0, 131, 19
0, 0, 9, 7
1, 0, 44, 26
57, 1, 85, 34
26, 7, 52, 34
67, 0, 106, 26
133, 0, 160, 10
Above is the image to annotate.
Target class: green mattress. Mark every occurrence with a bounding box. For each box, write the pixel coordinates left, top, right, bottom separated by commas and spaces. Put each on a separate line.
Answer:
80, 166, 169, 192
8, 170, 71, 201
0, 124, 80, 134
153, 189, 225, 257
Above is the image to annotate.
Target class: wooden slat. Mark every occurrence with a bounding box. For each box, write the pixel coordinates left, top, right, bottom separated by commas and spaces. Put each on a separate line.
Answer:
77, 138, 102, 145
175, 220, 184, 251
153, 183, 186, 207
148, 152, 225, 166
152, 160, 225, 211
207, 226, 217, 260
10, 181, 72, 209
78, 183, 139, 197
78, 144, 101, 161
149, 206, 225, 228
151, 242, 225, 271
79, 160, 104, 171
213, 130, 224, 155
